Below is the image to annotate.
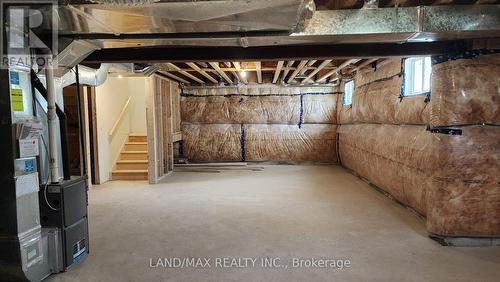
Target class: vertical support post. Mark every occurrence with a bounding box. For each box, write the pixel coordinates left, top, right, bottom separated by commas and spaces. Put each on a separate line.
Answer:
45, 64, 60, 183
145, 76, 158, 184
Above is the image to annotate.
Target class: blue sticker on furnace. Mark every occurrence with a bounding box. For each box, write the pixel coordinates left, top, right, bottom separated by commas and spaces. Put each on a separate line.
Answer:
9, 71, 20, 85
25, 159, 35, 173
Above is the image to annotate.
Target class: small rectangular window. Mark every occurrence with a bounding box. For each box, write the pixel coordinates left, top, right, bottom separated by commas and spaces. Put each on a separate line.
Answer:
343, 80, 354, 105
404, 57, 431, 96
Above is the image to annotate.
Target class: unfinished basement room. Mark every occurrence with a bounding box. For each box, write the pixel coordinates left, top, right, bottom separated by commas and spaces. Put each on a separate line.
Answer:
1, 0, 499, 281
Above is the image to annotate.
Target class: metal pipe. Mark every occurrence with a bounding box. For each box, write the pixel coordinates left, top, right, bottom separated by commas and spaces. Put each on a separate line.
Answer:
31, 70, 71, 180
61, 63, 111, 88
45, 65, 60, 183
75, 65, 87, 176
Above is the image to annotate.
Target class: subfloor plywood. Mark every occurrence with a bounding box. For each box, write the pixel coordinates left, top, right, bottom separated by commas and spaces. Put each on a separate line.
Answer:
47, 165, 500, 282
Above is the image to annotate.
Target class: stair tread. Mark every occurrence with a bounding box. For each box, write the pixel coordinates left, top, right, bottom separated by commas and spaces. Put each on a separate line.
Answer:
117, 160, 148, 163
129, 133, 147, 136
121, 151, 148, 154
112, 169, 148, 173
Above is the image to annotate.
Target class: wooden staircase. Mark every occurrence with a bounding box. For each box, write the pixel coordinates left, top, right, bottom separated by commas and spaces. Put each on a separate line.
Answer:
112, 134, 148, 180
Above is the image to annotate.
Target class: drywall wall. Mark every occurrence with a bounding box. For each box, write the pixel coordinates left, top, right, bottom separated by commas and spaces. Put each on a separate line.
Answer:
95, 76, 149, 183
95, 76, 131, 183
127, 77, 148, 133
180, 85, 339, 162
338, 53, 500, 237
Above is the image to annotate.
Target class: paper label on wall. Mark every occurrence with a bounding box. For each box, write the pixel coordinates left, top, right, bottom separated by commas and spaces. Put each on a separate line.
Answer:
17, 121, 44, 139
19, 138, 39, 157
11, 88, 24, 111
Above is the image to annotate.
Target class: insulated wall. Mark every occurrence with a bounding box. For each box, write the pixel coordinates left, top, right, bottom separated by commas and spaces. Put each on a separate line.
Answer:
181, 85, 338, 162
338, 53, 500, 237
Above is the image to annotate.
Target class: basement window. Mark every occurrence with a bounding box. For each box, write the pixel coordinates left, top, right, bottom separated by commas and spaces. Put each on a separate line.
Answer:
343, 80, 354, 106
403, 57, 431, 96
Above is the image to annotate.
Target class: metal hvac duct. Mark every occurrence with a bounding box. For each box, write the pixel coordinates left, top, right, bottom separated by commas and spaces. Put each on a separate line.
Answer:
57, 4, 499, 49
60, 64, 111, 88
55, 0, 313, 35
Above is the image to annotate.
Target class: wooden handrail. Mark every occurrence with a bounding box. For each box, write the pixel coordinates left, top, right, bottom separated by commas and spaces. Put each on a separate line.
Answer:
108, 96, 131, 138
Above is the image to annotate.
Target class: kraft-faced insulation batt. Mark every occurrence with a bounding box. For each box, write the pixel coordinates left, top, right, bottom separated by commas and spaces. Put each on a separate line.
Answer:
338, 59, 429, 125
338, 124, 432, 215
430, 54, 500, 126
181, 85, 338, 124
182, 123, 337, 163
426, 126, 500, 237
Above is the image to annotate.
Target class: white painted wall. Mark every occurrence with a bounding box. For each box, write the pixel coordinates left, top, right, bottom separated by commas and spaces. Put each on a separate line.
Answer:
127, 77, 147, 134
95, 76, 147, 183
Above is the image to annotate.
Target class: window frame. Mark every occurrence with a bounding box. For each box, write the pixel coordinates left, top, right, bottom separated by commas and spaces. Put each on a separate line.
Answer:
403, 57, 432, 97
343, 80, 354, 106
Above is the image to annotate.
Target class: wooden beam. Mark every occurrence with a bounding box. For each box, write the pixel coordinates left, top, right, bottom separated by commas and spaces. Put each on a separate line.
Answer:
286, 60, 308, 84
256, 62, 262, 84
186, 62, 218, 83
349, 58, 378, 73
233, 62, 248, 84
272, 61, 284, 84
157, 70, 190, 84
302, 60, 332, 83
281, 61, 295, 82
300, 60, 317, 75
316, 59, 359, 82
209, 62, 233, 84
172, 131, 182, 142
224, 62, 240, 83
166, 63, 204, 84
158, 66, 336, 73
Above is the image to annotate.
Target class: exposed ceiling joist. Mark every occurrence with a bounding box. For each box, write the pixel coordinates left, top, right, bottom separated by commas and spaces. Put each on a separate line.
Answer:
158, 70, 190, 84
224, 62, 240, 83
350, 58, 378, 73
272, 61, 284, 84
186, 62, 218, 83
317, 59, 359, 82
302, 60, 332, 83
299, 59, 317, 75
287, 60, 308, 83
166, 62, 204, 84
209, 62, 233, 84
281, 61, 295, 82
256, 62, 262, 84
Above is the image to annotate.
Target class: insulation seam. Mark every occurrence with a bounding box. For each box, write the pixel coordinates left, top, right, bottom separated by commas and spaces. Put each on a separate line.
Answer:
298, 94, 304, 129
240, 123, 246, 161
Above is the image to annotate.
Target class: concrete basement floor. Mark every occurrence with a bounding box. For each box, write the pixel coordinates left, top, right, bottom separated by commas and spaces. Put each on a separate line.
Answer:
47, 165, 500, 282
